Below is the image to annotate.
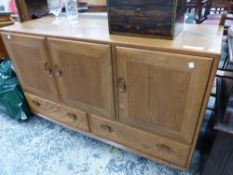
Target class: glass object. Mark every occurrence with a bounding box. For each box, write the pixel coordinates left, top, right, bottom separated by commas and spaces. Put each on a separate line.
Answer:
47, 0, 63, 24
65, 0, 78, 23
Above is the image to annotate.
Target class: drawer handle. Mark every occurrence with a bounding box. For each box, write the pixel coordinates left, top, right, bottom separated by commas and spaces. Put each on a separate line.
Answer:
44, 62, 52, 77
32, 100, 41, 107
54, 65, 62, 78
67, 113, 78, 121
156, 144, 173, 153
118, 78, 126, 93
100, 124, 112, 132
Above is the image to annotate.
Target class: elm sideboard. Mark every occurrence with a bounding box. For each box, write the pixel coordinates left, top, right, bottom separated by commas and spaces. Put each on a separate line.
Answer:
0, 15, 223, 170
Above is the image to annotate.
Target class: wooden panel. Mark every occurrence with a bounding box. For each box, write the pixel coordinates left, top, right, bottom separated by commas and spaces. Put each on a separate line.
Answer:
89, 114, 190, 168
185, 55, 220, 168
1, 32, 59, 101
116, 47, 213, 144
47, 38, 115, 119
25, 92, 89, 132
0, 36, 7, 59
88, 5, 107, 12
83, 0, 106, 5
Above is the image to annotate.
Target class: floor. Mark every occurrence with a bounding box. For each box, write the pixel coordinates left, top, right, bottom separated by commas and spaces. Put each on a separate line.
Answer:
0, 111, 201, 175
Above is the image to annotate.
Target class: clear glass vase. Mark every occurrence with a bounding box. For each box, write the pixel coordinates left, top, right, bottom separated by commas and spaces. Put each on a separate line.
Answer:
65, 0, 78, 24
47, 0, 63, 24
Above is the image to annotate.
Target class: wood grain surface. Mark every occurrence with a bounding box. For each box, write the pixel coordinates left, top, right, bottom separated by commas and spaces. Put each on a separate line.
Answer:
25, 92, 90, 132
47, 38, 115, 119
1, 32, 59, 101
89, 114, 190, 167
115, 46, 213, 144
0, 16, 223, 58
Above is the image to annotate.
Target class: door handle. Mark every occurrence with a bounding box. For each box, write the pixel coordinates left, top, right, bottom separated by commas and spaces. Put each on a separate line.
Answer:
100, 124, 113, 132
118, 78, 126, 93
44, 62, 52, 77
54, 65, 62, 78
32, 100, 41, 107
155, 144, 173, 153
67, 113, 78, 121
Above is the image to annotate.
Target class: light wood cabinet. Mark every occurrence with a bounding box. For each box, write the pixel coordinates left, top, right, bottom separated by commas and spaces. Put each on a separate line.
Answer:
116, 47, 213, 144
47, 38, 115, 119
0, 16, 223, 170
1, 33, 59, 101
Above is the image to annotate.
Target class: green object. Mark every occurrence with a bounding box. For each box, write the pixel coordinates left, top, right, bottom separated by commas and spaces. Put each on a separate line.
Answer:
0, 60, 31, 120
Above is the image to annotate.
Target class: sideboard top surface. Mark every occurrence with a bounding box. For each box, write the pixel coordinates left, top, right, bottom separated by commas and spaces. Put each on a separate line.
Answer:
0, 14, 223, 57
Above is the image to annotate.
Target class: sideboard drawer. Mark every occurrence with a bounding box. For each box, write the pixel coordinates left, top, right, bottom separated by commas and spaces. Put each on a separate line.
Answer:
89, 114, 190, 167
25, 92, 90, 132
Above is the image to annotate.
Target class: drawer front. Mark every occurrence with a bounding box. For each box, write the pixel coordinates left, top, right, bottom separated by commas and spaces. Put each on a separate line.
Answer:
108, 2, 173, 36
89, 115, 190, 167
25, 93, 89, 132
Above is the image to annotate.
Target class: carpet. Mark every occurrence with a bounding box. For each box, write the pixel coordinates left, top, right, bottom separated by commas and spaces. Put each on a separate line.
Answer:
0, 112, 201, 175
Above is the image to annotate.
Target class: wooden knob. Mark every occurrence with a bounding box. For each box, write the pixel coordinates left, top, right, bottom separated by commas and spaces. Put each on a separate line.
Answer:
100, 124, 112, 132
32, 100, 40, 107
156, 144, 173, 153
67, 113, 78, 120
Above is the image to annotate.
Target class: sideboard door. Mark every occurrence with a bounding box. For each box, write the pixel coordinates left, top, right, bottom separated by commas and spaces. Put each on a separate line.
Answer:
1, 32, 59, 101
116, 47, 213, 144
47, 38, 115, 119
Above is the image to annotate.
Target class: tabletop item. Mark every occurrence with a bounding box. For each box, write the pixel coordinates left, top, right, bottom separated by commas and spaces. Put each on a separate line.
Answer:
107, 0, 186, 39
65, 0, 78, 23
0, 12, 14, 28
47, 0, 63, 24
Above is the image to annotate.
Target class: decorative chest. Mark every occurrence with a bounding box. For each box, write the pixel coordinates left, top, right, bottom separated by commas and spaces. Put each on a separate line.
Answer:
107, 0, 187, 39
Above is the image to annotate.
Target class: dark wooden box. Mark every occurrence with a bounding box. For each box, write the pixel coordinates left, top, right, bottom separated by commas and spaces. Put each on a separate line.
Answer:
107, 0, 187, 39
